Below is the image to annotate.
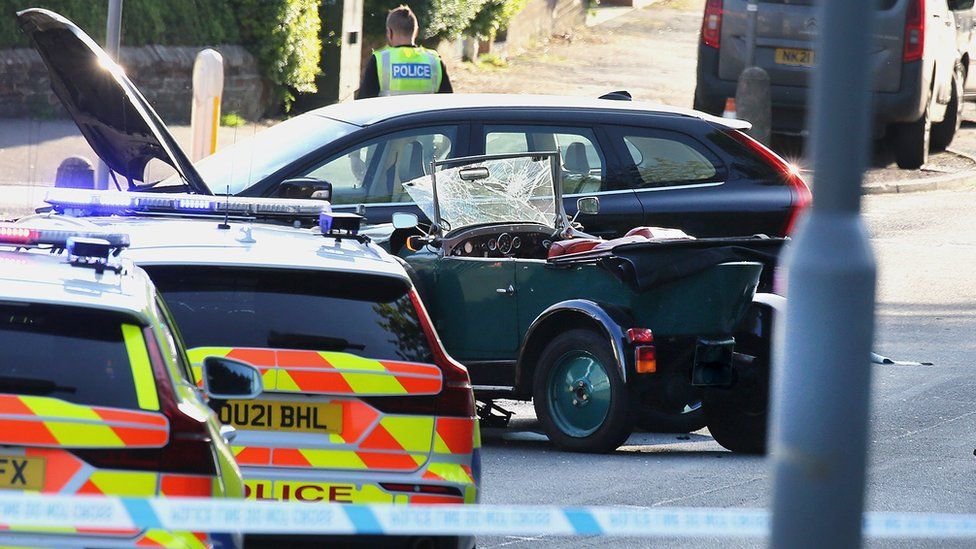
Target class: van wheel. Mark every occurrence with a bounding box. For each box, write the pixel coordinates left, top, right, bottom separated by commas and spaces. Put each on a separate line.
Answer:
892, 106, 930, 170
931, 68, 963, 151
533, 329, 633, 453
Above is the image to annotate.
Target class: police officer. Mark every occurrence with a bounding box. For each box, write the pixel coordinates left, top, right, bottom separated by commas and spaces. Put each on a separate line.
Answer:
356, 4, 453, 98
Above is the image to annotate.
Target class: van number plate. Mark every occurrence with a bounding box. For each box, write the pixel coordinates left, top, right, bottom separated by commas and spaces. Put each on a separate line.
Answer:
775, 48, 815, 67
218, 401, 343, 434
0, 455, 45, 491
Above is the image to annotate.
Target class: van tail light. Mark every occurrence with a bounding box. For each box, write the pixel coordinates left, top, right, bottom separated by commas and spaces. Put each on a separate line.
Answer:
725, 129, 811, 236
702, 0, 723, 49
410, 290, 475, 417
903, 0, 924, 62
75, 328, 218, 476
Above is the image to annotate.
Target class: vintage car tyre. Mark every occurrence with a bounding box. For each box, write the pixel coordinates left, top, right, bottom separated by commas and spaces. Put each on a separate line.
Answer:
533, 329, 634, 453
703, 336, 769, 455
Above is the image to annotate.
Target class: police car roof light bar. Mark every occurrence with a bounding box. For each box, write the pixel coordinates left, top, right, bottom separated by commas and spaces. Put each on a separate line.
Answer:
0, 223, 130, 250
45, 189, 330, 222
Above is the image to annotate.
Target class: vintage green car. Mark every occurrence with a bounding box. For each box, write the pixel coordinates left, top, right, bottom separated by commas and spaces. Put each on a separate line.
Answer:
388, 152, 782, 453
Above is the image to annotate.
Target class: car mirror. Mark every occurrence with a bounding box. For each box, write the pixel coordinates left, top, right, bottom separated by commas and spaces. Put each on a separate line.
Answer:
392, 212, 419, 230
275, 177, 333, 201
459, 166, 490, 181
202, 357, 263, 400
577, 196, 600, 216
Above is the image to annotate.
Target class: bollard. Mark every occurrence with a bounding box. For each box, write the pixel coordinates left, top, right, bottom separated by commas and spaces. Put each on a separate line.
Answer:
735, 66, 772, 146
55, 156, 95, 189
190, 49, 224, 162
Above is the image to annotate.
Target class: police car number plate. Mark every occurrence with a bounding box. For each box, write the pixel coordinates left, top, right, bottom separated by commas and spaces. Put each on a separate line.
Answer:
218, 401, 343, 434
774, 48, 815, 67
0, 455, 45, 491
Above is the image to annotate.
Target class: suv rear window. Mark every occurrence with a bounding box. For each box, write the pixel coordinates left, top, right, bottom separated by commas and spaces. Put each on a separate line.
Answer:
148, 267, 434, 364
0, 304, 140, 409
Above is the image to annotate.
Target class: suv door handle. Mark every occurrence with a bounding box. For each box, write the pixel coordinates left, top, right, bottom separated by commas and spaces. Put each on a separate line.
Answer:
496, 284, 516, 296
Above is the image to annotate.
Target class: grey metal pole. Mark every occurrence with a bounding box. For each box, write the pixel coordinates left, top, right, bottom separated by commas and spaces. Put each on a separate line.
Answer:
745, 0, 758, 68
768, 0, 877, 548
95, 0, 123, 190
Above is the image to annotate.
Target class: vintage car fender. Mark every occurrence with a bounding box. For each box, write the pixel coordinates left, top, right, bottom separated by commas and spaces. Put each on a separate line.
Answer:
514, 299, 634, 396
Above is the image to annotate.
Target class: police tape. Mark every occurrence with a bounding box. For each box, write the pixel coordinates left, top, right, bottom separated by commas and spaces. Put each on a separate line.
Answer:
1, 494, 975, 538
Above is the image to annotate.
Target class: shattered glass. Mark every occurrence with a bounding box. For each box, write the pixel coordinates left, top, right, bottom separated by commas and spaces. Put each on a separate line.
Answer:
402, 155, 558, 232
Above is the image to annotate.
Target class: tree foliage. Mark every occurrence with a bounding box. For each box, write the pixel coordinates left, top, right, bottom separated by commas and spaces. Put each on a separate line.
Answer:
464, 0, 527, 41
230, 0, 321, 109
0, 0, 321, 111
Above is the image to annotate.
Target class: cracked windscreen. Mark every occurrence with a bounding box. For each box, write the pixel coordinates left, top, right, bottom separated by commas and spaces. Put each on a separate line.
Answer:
402, 154, 559, 231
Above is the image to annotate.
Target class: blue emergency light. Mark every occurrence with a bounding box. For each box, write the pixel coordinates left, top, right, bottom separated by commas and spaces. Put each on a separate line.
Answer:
319, 211, 364, 240
45, 189, 330, 223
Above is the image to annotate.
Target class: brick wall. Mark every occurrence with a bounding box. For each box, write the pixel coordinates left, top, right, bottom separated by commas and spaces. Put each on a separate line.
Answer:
0, 45, 270, 122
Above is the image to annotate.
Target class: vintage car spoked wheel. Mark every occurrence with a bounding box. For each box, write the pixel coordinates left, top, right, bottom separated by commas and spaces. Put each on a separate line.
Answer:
533, 329, 633, 453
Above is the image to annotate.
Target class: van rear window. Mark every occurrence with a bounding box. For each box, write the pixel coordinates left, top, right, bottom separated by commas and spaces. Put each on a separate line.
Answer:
0, 305, 140, 409
760, 0, 897, 7
148, 267, 434, 364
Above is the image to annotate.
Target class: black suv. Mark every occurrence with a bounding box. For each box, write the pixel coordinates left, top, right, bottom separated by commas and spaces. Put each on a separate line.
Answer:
158, 95, 811, 239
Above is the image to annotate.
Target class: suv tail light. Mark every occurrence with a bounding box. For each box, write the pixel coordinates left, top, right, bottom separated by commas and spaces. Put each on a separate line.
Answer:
409, 290, 475, 417
76, 328, 218, 476
904, 0, 924, 62
725, 129, 811, 235
702, 0, 723, 49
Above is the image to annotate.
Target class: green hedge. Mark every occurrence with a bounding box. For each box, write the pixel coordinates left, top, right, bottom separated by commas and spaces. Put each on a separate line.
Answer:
362, 0, 526, 45
464, 0, 526, 41
0, 1, 240, 48
0, 0, 320, 111
230, 0, 320, 109
363, 0, 487, 42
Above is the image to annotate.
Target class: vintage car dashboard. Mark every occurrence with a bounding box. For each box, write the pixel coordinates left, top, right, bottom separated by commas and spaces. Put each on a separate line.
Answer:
442, 224, 556, 259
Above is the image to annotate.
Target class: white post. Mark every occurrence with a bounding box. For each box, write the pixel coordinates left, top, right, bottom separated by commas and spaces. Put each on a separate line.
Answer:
190, 49, 224, 162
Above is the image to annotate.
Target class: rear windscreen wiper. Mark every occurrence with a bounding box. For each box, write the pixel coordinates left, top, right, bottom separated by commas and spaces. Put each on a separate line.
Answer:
0, 375, 77, 396
267, 331, 366, 353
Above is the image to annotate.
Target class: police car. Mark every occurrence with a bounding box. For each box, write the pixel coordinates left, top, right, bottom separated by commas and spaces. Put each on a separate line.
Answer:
21, 192, 481, 547
0, 224, 261, 548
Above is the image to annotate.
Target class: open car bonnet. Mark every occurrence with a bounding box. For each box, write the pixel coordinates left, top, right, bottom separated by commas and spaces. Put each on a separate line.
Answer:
16, 9, 211, 195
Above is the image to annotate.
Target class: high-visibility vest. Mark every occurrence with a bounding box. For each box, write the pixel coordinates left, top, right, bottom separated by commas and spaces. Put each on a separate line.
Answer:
375, 46, 443, 96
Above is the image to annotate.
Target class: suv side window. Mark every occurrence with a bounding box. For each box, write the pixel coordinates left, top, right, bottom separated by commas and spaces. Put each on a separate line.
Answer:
610, 127, 724, 189
484, 125, 607, 195
301, 126, 457, 206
